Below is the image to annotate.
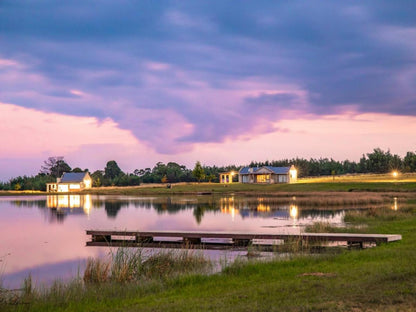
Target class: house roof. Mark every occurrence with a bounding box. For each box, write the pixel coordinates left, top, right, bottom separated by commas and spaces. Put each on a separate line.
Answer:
60, 172, 89, 183
239, 166, 291, 175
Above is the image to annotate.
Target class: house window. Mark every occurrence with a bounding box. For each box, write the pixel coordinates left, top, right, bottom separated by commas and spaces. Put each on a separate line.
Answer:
58, 185, 69, 192
69, 184, 81, 189
278, 175, 288, 183
256, 175, 269, 183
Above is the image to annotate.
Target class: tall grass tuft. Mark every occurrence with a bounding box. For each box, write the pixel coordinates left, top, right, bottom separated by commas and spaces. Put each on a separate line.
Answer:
22, 274, 33, 297
83, 258, 110, 284
83, 248, 212, 284
304, 221, 338, 233
141, 249, 212, 280
111, 248, 144, 283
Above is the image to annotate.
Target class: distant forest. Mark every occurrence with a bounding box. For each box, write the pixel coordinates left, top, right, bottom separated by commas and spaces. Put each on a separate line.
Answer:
1, 148, 416, 191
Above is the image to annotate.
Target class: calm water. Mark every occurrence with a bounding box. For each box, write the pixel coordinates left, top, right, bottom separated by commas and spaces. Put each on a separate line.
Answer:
0, 194, 346, 289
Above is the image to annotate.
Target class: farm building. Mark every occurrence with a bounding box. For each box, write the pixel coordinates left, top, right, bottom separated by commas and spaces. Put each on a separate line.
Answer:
219, 171, 236, 184
238, 165, 297, 184
46, 172, 92, 192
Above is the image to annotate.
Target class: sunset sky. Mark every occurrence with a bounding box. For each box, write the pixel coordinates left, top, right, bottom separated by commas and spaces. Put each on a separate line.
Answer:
1, 1, 415, 181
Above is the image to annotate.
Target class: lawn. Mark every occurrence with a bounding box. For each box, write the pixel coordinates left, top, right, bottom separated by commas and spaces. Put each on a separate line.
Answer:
83, 173, 416, 195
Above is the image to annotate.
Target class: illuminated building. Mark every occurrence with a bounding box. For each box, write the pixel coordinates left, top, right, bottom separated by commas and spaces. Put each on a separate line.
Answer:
46, 172, 92, 192
238, 165, 297, 184
219, 171, 235, 184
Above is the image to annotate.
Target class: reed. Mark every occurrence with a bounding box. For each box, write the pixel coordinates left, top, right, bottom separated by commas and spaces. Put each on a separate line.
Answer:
304, 221, 338, 233
141, 249, 212, 280
83, 257, 110, 284
0, 248, 212, 310
344, 206, 415, 223
111, 248, 144, 283
83, 247, 212, 284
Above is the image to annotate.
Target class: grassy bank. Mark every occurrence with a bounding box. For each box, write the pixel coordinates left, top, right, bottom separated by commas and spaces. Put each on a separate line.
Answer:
83, 181, 416, 196
81, 173, 416, 195
2, 197, 416, 311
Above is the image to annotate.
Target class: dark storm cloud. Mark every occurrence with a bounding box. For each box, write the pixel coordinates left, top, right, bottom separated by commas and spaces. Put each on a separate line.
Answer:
0, 0, 415, 152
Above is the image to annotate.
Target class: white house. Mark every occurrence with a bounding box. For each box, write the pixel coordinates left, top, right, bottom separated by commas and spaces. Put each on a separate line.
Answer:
46, 172, 92, 192
238, 165, 297, 184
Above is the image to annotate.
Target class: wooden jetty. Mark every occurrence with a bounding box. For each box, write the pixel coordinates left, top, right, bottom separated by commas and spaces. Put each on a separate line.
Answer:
86, 230, 402, 250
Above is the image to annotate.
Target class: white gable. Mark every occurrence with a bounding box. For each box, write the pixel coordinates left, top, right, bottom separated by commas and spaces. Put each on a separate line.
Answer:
256, 167, 273, 174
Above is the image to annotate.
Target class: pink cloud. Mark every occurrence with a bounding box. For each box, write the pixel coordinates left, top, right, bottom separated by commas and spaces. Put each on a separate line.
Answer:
1, 100, 416, 180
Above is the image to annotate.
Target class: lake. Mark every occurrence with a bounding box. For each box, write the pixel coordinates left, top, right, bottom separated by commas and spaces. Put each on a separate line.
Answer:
0, 194, 349, 289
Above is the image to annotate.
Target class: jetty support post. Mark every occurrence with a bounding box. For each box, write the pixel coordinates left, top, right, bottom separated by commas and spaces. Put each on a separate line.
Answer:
233, 238, 251, 247
183, 237, 202, 245
136, 235, 154, 244
347, 241, 364, 249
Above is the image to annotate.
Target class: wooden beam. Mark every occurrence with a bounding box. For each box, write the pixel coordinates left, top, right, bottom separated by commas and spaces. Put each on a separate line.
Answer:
86, 230, 401, 248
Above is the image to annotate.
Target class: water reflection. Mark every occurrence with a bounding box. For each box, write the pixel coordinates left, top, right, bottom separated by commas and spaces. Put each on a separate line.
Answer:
44, 195, 93, 222
47, 195, 92, 212
391, 197, 398, 211
9, 195, 352, 224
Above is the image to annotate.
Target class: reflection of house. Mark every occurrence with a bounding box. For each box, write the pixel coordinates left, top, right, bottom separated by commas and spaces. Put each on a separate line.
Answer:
46, 195, 92, 219
239, 165, 297, 184
47, 194, 92, 210
46, 172, 92, 192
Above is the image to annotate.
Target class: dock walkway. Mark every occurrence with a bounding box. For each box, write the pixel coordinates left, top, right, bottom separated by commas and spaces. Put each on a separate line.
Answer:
86, 230, 401, 249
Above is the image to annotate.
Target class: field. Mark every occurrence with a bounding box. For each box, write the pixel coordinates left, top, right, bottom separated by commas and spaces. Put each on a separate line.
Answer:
82, 173, 416, 195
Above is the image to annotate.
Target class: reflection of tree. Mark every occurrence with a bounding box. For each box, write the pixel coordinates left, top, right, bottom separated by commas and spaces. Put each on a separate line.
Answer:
193, 206, 204, 224
93, 199, 104, 209
52, 209, 66, 223
299, 209, 342, 218
11, 200, 47, 208
147, 197, 219, 223
152, 198, 197, 215
104, 201, 126, 219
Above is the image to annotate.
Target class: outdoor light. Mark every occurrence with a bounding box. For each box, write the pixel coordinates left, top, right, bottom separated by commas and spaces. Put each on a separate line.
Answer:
392, 171, 398, 178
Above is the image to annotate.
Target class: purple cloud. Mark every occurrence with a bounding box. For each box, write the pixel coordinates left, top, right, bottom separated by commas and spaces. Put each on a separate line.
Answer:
1, 1, 415, 153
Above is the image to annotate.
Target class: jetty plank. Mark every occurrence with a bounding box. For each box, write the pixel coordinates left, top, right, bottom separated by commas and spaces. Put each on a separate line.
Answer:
86, 230, 401, 249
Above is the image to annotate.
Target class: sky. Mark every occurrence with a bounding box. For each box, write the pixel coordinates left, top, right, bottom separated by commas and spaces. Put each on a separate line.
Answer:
1, 1, 416, 180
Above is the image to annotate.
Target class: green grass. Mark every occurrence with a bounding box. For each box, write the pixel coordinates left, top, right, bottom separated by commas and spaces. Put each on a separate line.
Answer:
81, 180, 416, 196
2, 198, 416, 311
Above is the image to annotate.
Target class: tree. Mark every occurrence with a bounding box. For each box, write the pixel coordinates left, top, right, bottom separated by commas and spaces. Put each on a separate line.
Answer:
403, 152, 416, 172
207, 174, 216, 183
192, 161, 205, 182
40, 156, 72, 178
91, 170, 104, 187
366, 148, 397, 173
104, 160, 123, 180
161, 175, 168, 183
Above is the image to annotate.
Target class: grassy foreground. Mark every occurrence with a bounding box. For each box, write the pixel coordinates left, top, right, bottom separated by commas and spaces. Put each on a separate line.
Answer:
2, 199, 416, 311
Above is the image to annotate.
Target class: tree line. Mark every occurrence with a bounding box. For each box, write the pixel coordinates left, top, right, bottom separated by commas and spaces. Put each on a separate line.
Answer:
1, 148, 416, 191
